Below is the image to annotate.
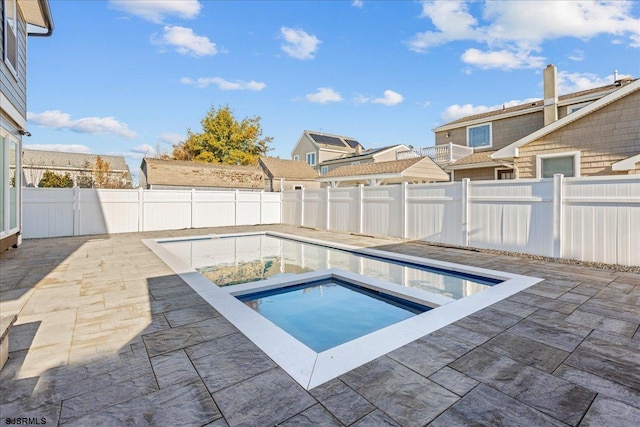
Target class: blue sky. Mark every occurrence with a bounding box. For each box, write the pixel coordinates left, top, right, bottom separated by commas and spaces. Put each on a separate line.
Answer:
24, 0, 640, 184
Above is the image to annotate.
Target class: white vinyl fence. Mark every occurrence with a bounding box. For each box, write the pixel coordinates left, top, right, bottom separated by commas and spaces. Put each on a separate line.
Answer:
23, 188, 281, 238
282, 175, 640, 266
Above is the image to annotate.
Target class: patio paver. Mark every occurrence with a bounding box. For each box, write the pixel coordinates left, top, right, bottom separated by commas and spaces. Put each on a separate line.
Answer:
1, 224, 639, 426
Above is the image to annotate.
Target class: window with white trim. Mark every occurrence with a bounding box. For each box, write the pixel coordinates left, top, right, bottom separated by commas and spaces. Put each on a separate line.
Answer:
3, 0, 18, 75
320, 166, 328, 175
306, 152, 316, 166
0, 129, 20, 237
467, 123, 492, 149
293, 155, 299, 161
537, 152, 580, 178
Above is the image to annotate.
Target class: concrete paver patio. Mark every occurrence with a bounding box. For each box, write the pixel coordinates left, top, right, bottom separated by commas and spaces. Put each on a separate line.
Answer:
1, 224, 638, 426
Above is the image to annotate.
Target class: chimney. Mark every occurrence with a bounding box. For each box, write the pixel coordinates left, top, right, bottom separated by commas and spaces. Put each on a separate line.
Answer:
543, 64, 558, 126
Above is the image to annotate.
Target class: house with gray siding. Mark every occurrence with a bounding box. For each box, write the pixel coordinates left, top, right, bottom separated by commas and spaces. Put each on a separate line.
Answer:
1, 0, 53, 250
290, 130, 364, 172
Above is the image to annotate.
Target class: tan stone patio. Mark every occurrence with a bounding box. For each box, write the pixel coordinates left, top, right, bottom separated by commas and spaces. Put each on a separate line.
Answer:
1, 225, 638, 426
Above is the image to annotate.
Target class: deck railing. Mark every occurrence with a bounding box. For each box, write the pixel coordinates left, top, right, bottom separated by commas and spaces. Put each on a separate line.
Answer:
396, 143, 473, 164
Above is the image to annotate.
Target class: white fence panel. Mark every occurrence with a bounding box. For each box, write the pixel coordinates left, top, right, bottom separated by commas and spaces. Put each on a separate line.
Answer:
78, 189, 140, 235
302, 189, 327, 229
281, 191, 301, 226
23, 188, 74, 238
406, 183, 461, 245
329, 187, 359, 233
142, 190, 192, 231
562, 176, 640, 266
236, 192, 262, 225
193, 191, 236, 228
261, 192, 282, 224
362, 186, 402, 238
468, 179, 554, 256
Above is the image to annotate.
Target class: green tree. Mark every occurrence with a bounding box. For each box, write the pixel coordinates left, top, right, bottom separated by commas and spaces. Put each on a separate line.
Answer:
38, 170, 74, 188
76, 161, 94, 188
172, 105, 272, 165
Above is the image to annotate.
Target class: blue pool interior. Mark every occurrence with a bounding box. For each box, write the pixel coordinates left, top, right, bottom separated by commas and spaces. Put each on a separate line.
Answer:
238, 278, 431, 352
160, 234, 501, 300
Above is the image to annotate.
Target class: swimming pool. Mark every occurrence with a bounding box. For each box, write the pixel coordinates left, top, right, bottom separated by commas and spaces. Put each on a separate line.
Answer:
144, 231, 542, 389
238, 277, 431, 352
159, 233, 500, 300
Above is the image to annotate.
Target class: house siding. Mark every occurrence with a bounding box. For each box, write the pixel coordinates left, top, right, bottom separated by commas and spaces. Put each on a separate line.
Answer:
435, 111, 544, 153
515, 90, 640, 178
453, 167, 496, 181
0, 2, 28, 120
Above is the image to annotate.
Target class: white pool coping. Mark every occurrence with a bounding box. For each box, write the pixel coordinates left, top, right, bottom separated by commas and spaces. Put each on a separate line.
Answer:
143, 231, 542, 389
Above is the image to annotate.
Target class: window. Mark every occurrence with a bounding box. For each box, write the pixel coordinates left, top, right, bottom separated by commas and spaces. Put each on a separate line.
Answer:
4, 0, 18, 75
306, 152, 316, 166
496, 168, 516, 180
567, 102, 590, 114
320, 166, 328, 175
293, 155, 299, 161
0, 129, 20, 237
467, 123, 492, 149
293, 185, 303, 190
537, 152, 580, 178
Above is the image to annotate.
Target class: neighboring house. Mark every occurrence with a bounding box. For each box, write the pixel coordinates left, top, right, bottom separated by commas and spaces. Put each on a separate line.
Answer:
317, 144, 410, 176
258, 157, 320, 191
291, 130, 364, 171
1, 0, 53, 251
19, 149, 132, 188
317, 157, 450, 188
140, 158, 265, 191
415, 64, 639, 180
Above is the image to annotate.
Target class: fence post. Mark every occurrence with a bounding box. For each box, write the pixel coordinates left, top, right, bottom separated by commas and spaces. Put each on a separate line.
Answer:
357, 184, 364, 234
260, 191, 264, 225
300, 188, 305, 226
326, 186, 331, 230
191, 189, 196, 229
401, 182, 408, 239
73, 187, 80, 236
552, 174, 564, 258
461, 179, 470, 247
235, 190, 240, 226
138, 188, 144, 232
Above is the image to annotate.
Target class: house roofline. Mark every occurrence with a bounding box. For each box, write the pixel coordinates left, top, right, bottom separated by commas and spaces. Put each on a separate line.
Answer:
493, 79, 640, 160
432, 87, 620, 133
22, 0, 54, 36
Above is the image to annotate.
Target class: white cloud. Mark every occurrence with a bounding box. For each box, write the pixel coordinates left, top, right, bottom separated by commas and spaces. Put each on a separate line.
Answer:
461, 48, 545, 70
409, 0, 640, 70
280, 27, 321, 60
568, 49, 585, 61
158, 132, 185, 145
372, 90, 404, 106
355, 90, 404, 106
131, 144, 156, 155
23, 144, 92, 154
109, 0, 201, 23
440, 97, 539, 122
305, 87, 342, 103
181, 77, 266, 90
352, 0, 364, 8
156, 25, 216, 57
557, 70, 628, 94
27, 110, 138, 138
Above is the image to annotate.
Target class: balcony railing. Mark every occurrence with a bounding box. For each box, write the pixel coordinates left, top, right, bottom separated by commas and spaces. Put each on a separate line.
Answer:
396, 143, 473, 164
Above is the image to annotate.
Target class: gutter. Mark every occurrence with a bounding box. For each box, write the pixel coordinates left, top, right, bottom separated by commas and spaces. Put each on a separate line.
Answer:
27, 0, 54, 37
